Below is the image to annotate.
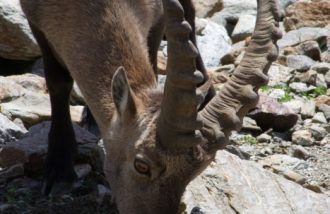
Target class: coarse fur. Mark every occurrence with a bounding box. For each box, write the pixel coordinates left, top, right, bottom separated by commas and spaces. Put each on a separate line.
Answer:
20, 0, 281, 213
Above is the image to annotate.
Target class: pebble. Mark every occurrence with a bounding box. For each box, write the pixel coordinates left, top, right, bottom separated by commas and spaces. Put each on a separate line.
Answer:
292, 130, 313, 146
312, 112, 327, 124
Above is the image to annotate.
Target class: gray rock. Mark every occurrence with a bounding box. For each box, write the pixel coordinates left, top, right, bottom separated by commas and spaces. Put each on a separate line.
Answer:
0, 121, 100, 172
184, 151, 330, 214
192, 0, 223, 18
211, 0, 257, 27
0, 163, 24, 183
291, 145, 311, 160
74, 164, 92, 179
260, 154, 307, 171
294, 70, 317, 85
318, 104, 330, 121
296, 41, 321, 61
311, 62, 330, 74
312, 112, 328, 124
0, 0, 41, 60
268, 63, 294, 86
283, 99, 305, 114
242, 117, 262, 132
309, 124, 328, 141
197, 21, 232, 67
0, 74, 84, 127
301, 100, 316, 118
257, 133, 272, 143
286, 55, 316, 72
231, 14, 256, 43
325, 71, 330, 86
292, 130, 313, 146
279, 0, 298, 16
278, 27, 330, 49
0, 113, 27, 144
316, 74, 328, 88
289, 82, 315, 93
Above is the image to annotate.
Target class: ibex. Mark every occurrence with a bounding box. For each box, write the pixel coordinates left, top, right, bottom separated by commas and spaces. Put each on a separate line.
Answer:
20, 0, 281, 213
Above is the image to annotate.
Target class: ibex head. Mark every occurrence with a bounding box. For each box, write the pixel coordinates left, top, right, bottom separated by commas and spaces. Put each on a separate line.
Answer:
104, 0, 282, 213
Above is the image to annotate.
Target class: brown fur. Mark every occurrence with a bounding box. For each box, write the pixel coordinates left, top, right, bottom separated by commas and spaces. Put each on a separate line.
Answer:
20, 0, 212, 213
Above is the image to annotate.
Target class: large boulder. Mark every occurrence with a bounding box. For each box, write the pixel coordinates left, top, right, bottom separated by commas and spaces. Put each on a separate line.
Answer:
0, 0, 40, 60
284, 0, 330, 31
183, 151, 330, 213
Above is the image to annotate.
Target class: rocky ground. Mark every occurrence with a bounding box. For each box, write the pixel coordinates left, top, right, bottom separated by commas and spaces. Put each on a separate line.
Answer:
0, 0, 330, 213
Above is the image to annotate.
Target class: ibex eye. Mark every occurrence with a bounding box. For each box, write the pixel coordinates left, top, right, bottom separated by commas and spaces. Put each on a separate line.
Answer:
134, 159, 150, 176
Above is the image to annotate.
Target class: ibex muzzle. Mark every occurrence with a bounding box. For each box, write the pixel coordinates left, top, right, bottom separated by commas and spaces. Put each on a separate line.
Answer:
20, 0, 282, 213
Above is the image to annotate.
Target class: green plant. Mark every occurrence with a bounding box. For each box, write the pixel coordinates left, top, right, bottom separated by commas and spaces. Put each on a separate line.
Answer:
239, 135, 257, 145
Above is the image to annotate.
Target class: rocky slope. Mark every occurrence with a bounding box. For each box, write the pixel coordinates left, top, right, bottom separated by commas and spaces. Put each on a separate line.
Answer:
0, 0, 330, 213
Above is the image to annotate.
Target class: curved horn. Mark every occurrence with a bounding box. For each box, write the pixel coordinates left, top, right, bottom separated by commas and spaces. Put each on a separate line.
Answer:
199, 0, 282, 150
157, 0, 204, 150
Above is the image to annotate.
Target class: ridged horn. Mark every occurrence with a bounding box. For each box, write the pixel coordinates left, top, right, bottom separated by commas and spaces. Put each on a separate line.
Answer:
157, 0, 204, 150
199, 0, 282, 150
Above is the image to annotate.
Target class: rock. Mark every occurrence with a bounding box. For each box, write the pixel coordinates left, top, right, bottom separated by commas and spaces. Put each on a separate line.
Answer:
74, 164, 92, 179
260, 154, 307, 171
192, 0, 223, 18
316, 74, 328, 88
303, 183, 323, 194
0, 121, 100, 172
0, 74, 84, 126
184, 151, 330, 213
225, 145, 251, 160
257, 133, 272, 144
292, 130, 313, 146
195, 18, 208, 34
0, 0, 41, 60
268, 63, 294, 86
294, 70, 317, 85
312, 112, 328, 124
309, 124, 328, 141
283, 99, 305, 114
315, 95, 330, 107
197, 21, 232, 67
279, 0, 298, 16
231, 14, 256, 43
301, 100, 316, 118
211, 0, 257, 27
320, 134, 330, 145
291, 145, 311, 160
295, 41, 322, 61
278, 27, 330, 49
284, 0, 330, 31
0, 113, 27, 144
318, 104, 330, 121
242, 117, 262, 132
286, 55, 316, 72
0, 163, 24, 182
97, 184, 111, 204
311, 62, 330, 74
272, 166, 307, 185
248, 95, 298, 132
325, 71, 330, 86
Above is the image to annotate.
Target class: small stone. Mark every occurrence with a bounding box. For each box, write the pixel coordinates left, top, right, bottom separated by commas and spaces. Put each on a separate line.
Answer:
289, 82, 314, 93
0, 164, 24, 182
257, 133, 272, 143
311, 62, 330, 74
320, 134, 330, 145
286, 55, 316, 72
312, 112, 327, 124
296, 41, 321, 61
303, 184, 323, 193
294, 70, 317, 85
325, 71, 330, 86
318, 104, 330, 121
231, 14, 256, 43
301, 100, 316, 118
309, 124, 327, 141
315, 95, 330, 107
292, 130, 313, 146
74, 164, 92, 179
291, 145, 311, 160
316, 74, 328, 88
272, 166, 306, 185
226, 145, 251, 160
242, 117, 262, 132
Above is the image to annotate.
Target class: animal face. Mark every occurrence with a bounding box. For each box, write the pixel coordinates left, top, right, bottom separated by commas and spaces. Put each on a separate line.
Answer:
103, 68, 212, 213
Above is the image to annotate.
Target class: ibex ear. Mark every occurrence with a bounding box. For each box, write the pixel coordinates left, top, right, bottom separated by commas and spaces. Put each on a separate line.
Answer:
112, 67, 138, 123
